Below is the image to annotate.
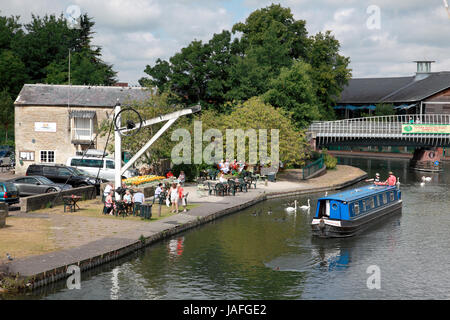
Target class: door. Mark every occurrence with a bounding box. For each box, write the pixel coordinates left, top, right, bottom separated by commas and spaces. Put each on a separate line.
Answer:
27, 177, 47, 195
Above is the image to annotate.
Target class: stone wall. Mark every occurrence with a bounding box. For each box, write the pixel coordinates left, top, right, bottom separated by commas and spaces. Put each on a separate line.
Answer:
0, 203, 7, 228
20, 186, 96, 212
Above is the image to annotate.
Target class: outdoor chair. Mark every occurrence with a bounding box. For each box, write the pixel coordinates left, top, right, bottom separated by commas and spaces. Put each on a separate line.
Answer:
63, 197, 76, 213
227, 179, 237, 196
115, 201, 127, 218
214, 183, 226, 196
238, 178, 248, 192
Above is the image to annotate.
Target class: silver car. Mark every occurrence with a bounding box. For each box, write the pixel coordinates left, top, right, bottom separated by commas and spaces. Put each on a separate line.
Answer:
8, 175, 72, 196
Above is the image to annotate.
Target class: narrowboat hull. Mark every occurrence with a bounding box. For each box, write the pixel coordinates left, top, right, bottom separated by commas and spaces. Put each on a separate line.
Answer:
311, 200, 402, 238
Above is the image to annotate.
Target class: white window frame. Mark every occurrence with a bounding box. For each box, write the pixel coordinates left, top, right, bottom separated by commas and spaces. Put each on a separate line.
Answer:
72, 117, 94, 141
40, 150, 55, 163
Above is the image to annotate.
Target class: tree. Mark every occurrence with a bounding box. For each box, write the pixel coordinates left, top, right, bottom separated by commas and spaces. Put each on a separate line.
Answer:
142, 31, 233, 112
262, 60, 321, 128
305, 31, 352, 119
200, 97, 311, 168
11, 13, 117, 85
0, 50, 28, 97
0, 90, 14, 143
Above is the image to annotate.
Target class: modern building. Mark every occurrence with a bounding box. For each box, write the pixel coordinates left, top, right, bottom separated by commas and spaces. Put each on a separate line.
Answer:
14, 84, 152, 175
335, 61, 450, 118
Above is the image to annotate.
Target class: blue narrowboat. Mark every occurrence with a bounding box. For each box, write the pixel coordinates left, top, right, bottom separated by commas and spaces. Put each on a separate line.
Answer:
311, 185, 402, 238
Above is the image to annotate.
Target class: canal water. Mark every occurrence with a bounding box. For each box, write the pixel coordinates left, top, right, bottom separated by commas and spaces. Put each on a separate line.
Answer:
16, 157, 450, 299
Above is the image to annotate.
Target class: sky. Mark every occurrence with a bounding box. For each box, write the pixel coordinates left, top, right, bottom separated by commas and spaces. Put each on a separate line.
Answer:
1, 0, 450, 85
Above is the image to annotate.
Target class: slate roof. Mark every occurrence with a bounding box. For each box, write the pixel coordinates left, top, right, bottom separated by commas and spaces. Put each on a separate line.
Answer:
14, 84, 152, 107
338, 72, 450, 104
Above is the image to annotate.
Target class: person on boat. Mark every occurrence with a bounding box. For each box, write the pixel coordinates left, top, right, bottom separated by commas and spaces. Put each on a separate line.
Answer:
366, 173, 380, 183
375, 172, 396, 186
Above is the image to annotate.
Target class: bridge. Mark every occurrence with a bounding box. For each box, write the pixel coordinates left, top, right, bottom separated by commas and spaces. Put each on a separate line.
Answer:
308, 114, 450, 148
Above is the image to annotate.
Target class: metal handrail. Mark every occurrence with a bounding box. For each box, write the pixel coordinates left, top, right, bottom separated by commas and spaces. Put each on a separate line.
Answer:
308, 114, 450, 145
302, 155, 324, 180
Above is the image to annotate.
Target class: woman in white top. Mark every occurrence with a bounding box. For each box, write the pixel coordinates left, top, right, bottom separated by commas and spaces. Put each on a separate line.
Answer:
219, 172, 227, 183
169, 183, 179, 213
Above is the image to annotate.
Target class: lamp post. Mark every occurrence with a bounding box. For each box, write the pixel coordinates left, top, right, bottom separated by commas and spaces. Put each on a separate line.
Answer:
114, 100, 122, 199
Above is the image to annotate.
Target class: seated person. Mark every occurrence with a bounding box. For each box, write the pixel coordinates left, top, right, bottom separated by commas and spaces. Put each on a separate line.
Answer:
178, 171, 186, 185
222, 159, 230, 174
219, 172, 227, 183
123, 189, 133, 214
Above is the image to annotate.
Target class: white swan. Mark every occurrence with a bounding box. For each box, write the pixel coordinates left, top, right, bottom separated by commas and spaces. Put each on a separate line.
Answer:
285, 200, 297, 212
299, 199, 311, 210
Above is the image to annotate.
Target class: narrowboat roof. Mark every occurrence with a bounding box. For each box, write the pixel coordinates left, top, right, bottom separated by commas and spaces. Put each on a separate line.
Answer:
319, 185, 397, 202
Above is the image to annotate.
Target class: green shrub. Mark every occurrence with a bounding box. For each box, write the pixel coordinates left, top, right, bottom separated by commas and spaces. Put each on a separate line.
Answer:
322, 150, 337, 169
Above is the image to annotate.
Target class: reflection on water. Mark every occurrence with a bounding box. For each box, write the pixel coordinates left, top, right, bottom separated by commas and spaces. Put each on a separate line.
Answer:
8, 157, 450, 300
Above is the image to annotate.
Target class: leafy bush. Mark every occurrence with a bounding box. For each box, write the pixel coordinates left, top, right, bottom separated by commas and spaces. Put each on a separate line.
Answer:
322, 150, 337, 169
171, 163, 199, 182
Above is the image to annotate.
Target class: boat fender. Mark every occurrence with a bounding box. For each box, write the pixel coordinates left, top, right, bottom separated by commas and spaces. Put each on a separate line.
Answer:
319, 219, 325, 229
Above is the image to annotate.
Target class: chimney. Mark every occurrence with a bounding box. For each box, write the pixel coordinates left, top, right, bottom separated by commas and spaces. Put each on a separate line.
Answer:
413, 60, 435, 81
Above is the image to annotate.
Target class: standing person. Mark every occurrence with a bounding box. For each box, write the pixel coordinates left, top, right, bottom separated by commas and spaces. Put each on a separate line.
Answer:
154, 183, 163, 201
133, 189, 145, 205
169, 183, 179, 213
104, 191, 115, 215
103, 183, 114, 203
178, 183, 189, 213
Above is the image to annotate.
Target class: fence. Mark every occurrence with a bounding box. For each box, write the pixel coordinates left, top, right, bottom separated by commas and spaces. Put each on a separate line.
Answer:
302, 155, 324, 180
309, 114, 450, 145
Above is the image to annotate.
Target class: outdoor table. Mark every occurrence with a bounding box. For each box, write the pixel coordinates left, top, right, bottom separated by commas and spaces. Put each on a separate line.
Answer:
63, 195, 81, 212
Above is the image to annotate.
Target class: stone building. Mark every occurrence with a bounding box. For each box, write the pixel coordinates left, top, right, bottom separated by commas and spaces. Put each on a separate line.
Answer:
14, 84, 151, 175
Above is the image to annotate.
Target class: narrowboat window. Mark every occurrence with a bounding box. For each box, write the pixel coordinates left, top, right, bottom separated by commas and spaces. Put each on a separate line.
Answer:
366, 198, 374, 210
361, 200, 366, 211
353, 203, 359, 215
379, 194, 384, 205
390, 192, 395, 201
332, 203, 338, 210
383, 193, 387, 203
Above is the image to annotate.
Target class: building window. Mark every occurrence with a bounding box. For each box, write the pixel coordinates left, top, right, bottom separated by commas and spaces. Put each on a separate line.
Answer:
73, 117, 93, 141
40, 150, 55, 163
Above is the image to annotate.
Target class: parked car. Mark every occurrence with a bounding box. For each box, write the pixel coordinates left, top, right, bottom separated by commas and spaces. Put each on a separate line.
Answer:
0, 181, 20, 205
7, 175, 72, 197
25, 164, 103, 188
66, 156, 136, 181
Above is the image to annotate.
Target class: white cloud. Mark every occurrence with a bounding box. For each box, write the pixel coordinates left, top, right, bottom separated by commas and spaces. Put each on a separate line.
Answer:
1, 0, 449, 84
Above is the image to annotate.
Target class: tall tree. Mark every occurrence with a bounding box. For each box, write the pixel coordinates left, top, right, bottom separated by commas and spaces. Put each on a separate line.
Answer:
11, 13, 116, 85
0, 90, 14, 143
262, 61, 321, 128
305, 31, 352, 119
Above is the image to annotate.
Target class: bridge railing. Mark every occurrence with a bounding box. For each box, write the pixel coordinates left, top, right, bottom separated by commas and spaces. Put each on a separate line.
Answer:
302, 155, 324, 180
309, 114, 450, 138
